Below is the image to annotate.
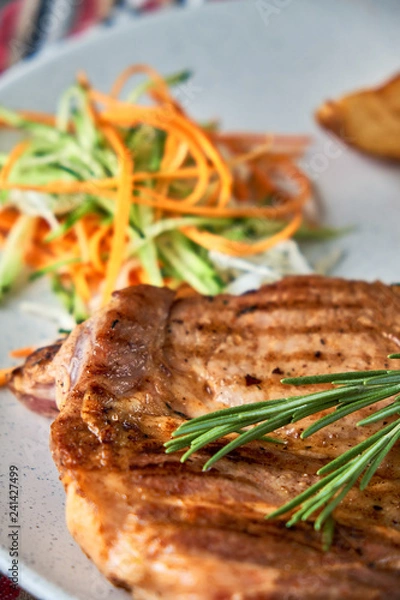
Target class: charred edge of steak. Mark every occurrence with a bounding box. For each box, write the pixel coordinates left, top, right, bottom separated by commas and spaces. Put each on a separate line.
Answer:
8, 341, 63, 417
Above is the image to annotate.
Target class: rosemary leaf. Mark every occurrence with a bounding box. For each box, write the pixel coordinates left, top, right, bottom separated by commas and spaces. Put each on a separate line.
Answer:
357, 397, 400, 425
165, 355, 400, 533
322, 516, 335, 551
302, 384, 400, 438
359, 421, 400, 489
281, 370, 389, 385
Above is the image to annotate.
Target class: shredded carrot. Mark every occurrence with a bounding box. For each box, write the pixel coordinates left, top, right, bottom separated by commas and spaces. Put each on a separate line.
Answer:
68, 180, 305, 220
0, 140, 30, 185
0, 207, 19, 233
98, 105, 215, 206
214, 132, 311, 155
9, 346, 36, 358
0, 63, 315, 317
110, 63, 180, 109
0, 111, 56, 129
227, 141, 274, 167
161, 136, 188, 172
0, 367, 13, 386
233, 176, 250, 202
19, 111, 56, 127
251, 164, 276, 197
74, 220, 90, 263
183, 212, 303, 257
70, 264, 91, 302
156, 134, 185, 220
129, 163, 310, 218
88, 224, 110, 273
99, 102, 233, 207
100, 125, 134, 305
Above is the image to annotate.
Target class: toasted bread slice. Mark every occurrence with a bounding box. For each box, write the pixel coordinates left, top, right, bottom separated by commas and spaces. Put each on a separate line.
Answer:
316, 74, 400, 159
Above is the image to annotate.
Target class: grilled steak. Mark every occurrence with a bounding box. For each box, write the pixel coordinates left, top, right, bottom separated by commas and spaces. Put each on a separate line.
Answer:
12, 276, 400, 599
9, 342, 61, 417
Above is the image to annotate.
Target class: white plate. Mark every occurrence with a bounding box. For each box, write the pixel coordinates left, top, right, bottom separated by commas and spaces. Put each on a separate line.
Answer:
1, 2, 400, 599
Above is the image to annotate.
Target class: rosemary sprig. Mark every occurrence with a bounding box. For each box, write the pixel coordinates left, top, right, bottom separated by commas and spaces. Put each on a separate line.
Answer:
165, 354, 400, 530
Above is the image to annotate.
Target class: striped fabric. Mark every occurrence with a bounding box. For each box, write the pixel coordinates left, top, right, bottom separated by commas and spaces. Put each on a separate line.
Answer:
0, 0, 210, 73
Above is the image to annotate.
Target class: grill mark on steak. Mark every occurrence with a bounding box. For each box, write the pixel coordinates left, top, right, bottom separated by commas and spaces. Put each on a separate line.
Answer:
9, 276, 400, 599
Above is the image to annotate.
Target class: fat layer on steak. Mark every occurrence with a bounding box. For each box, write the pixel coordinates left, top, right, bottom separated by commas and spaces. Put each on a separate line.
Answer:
13, 276, 400, 599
